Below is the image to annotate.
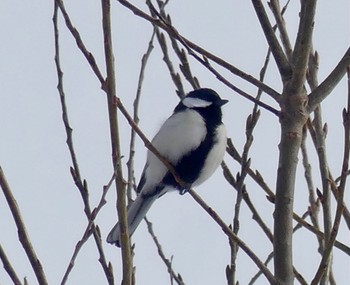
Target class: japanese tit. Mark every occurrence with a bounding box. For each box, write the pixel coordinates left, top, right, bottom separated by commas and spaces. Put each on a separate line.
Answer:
107, 88, 228, 246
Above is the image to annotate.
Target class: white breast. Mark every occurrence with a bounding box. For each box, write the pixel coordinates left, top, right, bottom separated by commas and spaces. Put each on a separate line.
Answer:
142, 109, 207, 193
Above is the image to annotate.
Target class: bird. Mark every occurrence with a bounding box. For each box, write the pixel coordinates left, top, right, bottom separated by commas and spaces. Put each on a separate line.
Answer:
107, 88, 228, 246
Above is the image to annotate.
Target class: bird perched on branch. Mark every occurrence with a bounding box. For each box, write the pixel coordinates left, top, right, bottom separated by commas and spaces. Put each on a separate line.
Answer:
107, 88, 228, 247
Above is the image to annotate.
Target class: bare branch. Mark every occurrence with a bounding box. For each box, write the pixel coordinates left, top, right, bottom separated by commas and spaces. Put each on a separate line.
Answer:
54, 3, 113, 283
197, 57, 280, 116
328, 172, 350, 230
0, 243, 23, 285
289, 0, 317, 94
308, 48, 333, 283
144, 218, 186, 285
251, 0, 292, 81
154, 1, 200, 91
268, 0, 293, 61
101, 1, 132, 284
227, 138, 350, 256
308, 47, 350, 112
117, 0, 281, 102
301, 127, 323, 252
311, 67, 350, 285
226, 82, 263, 284
147, 1, 185, 97
55, 0, 105, 85
248, 210, 310, 285
61, 171, 116, 285
127, 30, 156, 202
187, 189, 277, 285
0, 167, 48, 285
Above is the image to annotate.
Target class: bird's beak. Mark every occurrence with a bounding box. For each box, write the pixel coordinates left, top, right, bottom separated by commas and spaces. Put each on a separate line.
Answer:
217, 99, 229, 106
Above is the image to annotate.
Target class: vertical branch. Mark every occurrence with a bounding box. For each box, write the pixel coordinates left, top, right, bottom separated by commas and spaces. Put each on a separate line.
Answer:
251, 0, 291, 81
126, 30, 155, 203
307, 49, 333, 284
311, 67, 350, 285
275, 94, 309, 283
0, 167, 48, 285
268, 0, 293, 60
101, 1, 133, 285
147, 0, 185, 97
55, 0, 105, 85
290, 0, 317, 94
54, 3, 114, 284
300, 127, 323, 251
274, 90, 308, 284
154, 0, 200, 90
226, 59, 264, 284
273, 1, 317, 283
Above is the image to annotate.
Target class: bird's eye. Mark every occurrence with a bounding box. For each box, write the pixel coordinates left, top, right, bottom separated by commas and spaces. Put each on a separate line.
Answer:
182, 97, 213, 108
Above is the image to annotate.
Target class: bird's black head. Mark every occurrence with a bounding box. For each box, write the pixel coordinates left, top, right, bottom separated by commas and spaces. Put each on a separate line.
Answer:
175, 88, 228, 128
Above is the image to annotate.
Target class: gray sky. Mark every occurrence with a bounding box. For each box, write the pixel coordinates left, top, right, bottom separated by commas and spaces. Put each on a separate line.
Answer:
0, 1, 349, 284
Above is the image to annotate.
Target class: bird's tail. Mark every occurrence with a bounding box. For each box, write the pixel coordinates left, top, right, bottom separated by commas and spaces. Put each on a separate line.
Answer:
106, 193, 157, 247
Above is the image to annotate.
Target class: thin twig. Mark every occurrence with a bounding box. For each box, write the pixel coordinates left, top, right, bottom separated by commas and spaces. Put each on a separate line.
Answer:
328, 172, 350, 229
308, 47, 350, 112
187, 189, 277, 285
55, 0, 105, 85
127, 30, 156, 202
198, 57, 280, 116
154, 0, 199, 91
311, 67, 350, 285
146, 1, 280, 114
0, 167, 48, 285
144, 218, 186, 285
0, 243, 23, 285
61, 171, 116, 285
226, 80, 263, 284
248, 252, 273, 285
147, 1, 185, 97
226, 139, 350, 256
117, 0, 281, 102
248, 211, 310, 285
268, 0, 293, 61
251, 0, 291, 81
301, 126, 323, 253
307, 48, 333, 284
221, 160, 273, 243
54, 3, 113, 283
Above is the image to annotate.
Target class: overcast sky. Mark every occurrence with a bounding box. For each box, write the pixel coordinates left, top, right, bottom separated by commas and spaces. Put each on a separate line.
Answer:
0, 1, 349, 284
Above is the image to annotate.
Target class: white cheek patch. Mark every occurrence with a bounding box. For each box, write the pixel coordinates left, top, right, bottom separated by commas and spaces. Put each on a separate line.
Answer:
182, 97, 213, 108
